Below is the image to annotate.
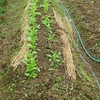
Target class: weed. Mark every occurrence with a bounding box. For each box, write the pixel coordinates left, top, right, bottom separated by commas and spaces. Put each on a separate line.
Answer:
0, 0, 6, 14
55, 76, 62, 82
52, 82, 63, 94
87, 9, 92, 14
0, 0, 6, 23
78, 66, 92, 83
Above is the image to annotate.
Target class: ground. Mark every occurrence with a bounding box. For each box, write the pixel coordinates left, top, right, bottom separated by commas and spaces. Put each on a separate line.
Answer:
0, 0, 100, 100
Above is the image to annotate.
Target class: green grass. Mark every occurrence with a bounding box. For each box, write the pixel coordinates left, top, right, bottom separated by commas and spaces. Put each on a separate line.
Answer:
0, 0, 6, 13
0, 0, 6, 23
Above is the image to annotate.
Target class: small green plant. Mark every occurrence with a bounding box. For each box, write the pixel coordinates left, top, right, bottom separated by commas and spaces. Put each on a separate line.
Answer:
55, 76, 62, 82
25, 54, 40, 78
78, 66, 92, 83
41, 0, 50, 13
87, 9, 92, 14
4, 82, 16, 94
47, 33, 55, 40
42, 15, 55, 41
0, 71, 3, 82
46, 50, 62, 68
41, 1, 62, 68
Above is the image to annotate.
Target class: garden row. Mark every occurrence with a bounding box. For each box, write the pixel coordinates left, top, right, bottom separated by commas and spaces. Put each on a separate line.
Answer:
25, 0, 63, 78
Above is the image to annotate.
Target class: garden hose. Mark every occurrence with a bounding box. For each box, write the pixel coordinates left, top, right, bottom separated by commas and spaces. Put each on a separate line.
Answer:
58, 0, 100, 63
58, 0, 100, 90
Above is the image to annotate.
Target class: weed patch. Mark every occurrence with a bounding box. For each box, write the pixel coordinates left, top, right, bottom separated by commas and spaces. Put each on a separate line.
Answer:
0, 0, 6, 23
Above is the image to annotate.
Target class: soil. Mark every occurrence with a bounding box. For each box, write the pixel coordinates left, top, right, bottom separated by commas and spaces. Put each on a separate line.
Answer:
0, 0, 100, 100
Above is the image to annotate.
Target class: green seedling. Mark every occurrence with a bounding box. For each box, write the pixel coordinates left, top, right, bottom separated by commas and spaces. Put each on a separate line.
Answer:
41, 0, 50, 13
25, 52, 40, 78
91, 1, 94, 4
42, 15, 55, 41
87, 9, 92, 14
46, 50, 61, 68
42, 15, 53, 31
47, 33, 55, 40
55, 76, 62, 82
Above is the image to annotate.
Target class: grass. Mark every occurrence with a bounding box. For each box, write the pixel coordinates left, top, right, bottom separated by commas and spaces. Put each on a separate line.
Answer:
0, 0, 6, 23
0, 0, 6, 13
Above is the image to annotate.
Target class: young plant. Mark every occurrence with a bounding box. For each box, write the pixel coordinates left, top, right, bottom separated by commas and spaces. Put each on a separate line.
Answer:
42, 15, 53, 31
25, 0, 40, 78
41, 0, 50, 13
46, 50, 62, 68
47, 33, 55, 40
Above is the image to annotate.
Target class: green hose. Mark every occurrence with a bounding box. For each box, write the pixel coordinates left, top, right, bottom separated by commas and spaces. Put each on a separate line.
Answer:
58, 0, 100, 63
